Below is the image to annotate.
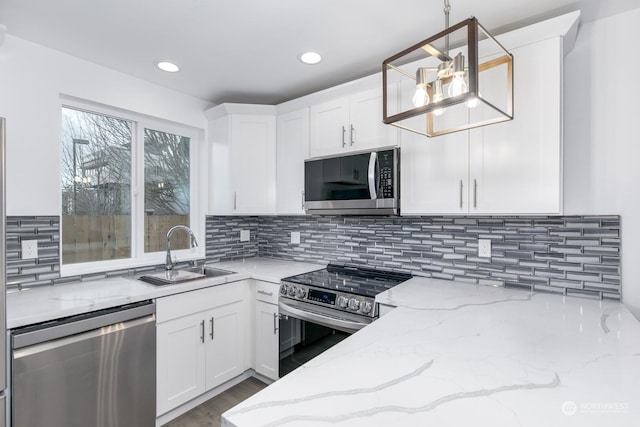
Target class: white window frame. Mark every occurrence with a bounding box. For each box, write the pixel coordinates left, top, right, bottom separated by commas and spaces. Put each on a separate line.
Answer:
60, 97, 205, 277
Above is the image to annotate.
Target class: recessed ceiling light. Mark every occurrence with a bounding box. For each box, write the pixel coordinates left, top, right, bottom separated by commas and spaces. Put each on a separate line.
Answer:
155, 60, 180, 73
299, 51, 322, 65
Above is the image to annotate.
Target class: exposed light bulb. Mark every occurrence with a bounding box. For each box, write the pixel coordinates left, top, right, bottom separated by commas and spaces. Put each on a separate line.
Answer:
412, 68, 430, 107
447, 52, 468, 97
448, 73, 468, 97
412, 87, 429, 107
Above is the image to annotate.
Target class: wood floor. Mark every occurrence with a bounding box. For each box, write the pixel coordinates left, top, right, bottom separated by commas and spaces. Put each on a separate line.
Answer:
162, 377, 268, 427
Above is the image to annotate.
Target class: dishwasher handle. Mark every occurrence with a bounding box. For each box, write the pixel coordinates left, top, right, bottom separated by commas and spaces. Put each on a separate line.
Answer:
12, 301, 155, 349
13, 314, 155, 359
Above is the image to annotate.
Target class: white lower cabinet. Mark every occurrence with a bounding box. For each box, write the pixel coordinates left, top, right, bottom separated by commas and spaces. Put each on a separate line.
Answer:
253, 280, 280, 380
254, 300, 279, 380
156, 281, 249, 415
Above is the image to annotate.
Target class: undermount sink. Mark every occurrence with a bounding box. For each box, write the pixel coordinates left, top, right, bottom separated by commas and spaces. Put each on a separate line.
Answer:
138, 266, 235, 286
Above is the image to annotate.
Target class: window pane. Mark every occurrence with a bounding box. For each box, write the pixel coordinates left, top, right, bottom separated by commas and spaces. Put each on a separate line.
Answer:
61, 107, 132, 264
144, 128, 190, 253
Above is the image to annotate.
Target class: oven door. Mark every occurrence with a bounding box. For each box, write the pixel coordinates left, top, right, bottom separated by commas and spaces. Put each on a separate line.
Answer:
278, 300, 371, 377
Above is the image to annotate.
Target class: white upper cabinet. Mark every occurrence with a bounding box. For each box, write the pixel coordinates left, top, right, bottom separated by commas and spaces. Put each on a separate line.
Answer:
402, 34, 566, 216
276, 108, 309, 215
468, 37, 562, 214
207, 104, 277, 215
309, 86, 398, 158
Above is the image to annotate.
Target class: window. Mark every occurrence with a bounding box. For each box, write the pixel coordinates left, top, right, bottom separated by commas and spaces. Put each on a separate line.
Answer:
143, 128, 190, 253
61, 101, 200, 272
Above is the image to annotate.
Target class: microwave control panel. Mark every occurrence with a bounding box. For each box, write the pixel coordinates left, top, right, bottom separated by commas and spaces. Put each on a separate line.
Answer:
379, 150, 395, 198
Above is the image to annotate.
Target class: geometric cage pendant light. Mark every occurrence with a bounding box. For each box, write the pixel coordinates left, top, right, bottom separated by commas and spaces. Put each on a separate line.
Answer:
382, 1, 513, 137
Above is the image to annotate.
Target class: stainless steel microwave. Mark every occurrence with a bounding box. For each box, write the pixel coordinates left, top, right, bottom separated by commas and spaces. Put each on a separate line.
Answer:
304, 147, 399, 215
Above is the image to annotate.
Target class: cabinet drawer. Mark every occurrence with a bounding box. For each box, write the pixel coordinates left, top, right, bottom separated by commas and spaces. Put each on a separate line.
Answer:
157, 281, 248, 323
254, 281, 279, 304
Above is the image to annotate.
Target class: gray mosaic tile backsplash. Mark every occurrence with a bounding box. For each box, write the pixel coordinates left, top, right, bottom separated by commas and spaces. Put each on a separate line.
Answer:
6, 216, 61, 288
6, 214, 622, 301
206, 215, 622, 300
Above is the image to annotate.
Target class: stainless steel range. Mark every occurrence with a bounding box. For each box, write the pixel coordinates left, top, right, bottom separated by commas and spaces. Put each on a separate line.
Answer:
278, 264, 411, 376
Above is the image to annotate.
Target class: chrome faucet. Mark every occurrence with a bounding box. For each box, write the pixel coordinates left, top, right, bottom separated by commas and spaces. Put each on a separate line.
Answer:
165, 225, 198, 270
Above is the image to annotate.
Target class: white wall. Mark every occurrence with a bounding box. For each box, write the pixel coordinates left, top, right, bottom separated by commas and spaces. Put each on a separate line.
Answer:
564, 7, 640, 318
0, 35, 211, 215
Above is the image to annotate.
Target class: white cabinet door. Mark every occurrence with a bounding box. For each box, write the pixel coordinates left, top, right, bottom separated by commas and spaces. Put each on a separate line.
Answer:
349, 86, 398, 152
309, 97, 350, 158
205, 301, 246, 389
276, 108, 309, 214
230, 114, 277, 214
401, 130, 469, 214
156, 311, 207, 415
469, 37, 562, 214
254, 300, 279, 380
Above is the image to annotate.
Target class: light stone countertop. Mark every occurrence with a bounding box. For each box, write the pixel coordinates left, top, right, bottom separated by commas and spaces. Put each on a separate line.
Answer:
222, 277, 640, 427
6, 257, 324, 329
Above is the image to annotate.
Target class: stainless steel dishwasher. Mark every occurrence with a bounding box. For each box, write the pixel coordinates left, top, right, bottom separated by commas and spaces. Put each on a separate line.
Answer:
11, 300, 156, 427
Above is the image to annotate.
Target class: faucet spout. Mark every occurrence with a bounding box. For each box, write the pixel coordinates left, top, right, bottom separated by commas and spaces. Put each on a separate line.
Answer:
165, 225, 199, 270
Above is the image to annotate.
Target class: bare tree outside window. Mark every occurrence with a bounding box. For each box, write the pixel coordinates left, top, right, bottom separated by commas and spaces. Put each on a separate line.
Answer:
143, 128, 190, 252
61, 107, 133, 264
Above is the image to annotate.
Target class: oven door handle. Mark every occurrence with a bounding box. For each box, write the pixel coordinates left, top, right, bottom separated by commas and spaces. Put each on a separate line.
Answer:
278, 302, 367, 334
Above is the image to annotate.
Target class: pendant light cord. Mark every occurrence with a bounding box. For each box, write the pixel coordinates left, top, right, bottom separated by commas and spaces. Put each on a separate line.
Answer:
444, 0, 451, 55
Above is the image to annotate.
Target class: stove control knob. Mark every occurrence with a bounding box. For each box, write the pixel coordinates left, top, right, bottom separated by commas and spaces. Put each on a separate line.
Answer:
287, 286, 296, 297
337, 296, 349, 308
295, 288, 307, 299
280, 284, 288, 295
362, 302, 373, 314
348, 298, 361, 311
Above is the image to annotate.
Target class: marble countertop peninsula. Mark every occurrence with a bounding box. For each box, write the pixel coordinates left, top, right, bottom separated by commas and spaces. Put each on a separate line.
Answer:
223, 277, 640, 426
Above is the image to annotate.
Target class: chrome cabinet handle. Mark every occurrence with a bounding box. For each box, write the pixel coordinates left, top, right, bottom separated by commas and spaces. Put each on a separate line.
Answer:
473, 178, 478, 209
350, 124, 355, 146
258, 290, 273, 297
341, 126, 346, 147
459, 180, 464, 209
301, 191, 305, 209
200, 320, 205, 343
233, 191, 237, 211
210, 317, 214, 340
273, 312, 279, 335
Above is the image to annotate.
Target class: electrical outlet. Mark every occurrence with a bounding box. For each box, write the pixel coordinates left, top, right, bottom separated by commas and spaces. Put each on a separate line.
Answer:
22, 240, 38, 259
240, 229, 250, 242
291, 231, 300, 244
478, 239, 492, 258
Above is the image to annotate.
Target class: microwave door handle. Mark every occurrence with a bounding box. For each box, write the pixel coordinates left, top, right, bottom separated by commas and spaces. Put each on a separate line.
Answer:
368, 152, 378, 199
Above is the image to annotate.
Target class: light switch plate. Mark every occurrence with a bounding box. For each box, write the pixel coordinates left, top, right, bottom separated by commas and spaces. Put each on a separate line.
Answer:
240, 229, 250, 242
291, 231, 300, 244
22, 240, 38, 259
478, 239, 492, 258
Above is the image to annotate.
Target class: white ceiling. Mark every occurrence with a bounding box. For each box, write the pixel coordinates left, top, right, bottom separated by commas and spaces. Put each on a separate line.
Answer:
0, 0, 637, 105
